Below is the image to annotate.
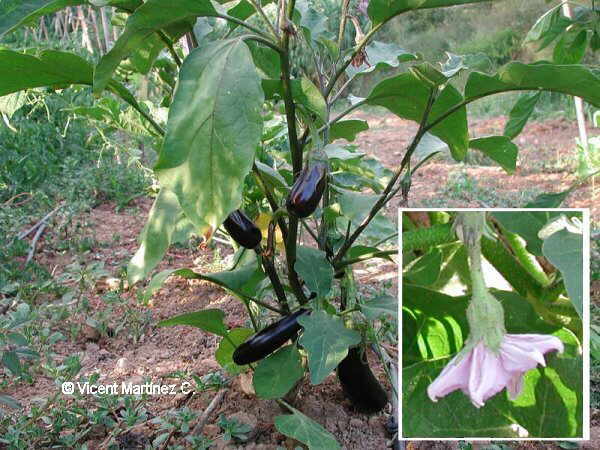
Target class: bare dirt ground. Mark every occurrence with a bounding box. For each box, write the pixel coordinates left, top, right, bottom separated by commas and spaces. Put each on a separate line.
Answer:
8, 113, 598, 448
7, 197, 396, 449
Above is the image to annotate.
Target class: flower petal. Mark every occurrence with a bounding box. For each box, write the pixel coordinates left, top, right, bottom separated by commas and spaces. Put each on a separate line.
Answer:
500, 334, 564, 372
467, 342, 512, 408
506, 373, 525, 400
427, 350, 473, 402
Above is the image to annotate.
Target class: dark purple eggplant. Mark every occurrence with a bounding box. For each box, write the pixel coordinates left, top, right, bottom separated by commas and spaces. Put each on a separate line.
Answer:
233, 309, 309, 365
336, 347, 388, 414
285, 162, 327, 218
223, 210, 262, 249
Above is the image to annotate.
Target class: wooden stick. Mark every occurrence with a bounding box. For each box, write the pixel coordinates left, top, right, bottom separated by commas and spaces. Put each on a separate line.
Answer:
17, 205, 62, 241
192, 389, 226, 436
26, 220, 48, 264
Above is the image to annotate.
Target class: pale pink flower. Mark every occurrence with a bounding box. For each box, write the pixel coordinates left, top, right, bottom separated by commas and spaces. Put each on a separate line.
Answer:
357, 0, 369, 15
427, 334, 564, 408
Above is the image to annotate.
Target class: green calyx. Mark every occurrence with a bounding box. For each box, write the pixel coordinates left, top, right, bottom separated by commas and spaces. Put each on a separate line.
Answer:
456, 212, 506, 353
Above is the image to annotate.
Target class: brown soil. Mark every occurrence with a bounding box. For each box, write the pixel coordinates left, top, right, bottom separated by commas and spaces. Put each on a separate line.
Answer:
7, 196, 395, 449
353, 113, 599, 220
7, 113, 598, 448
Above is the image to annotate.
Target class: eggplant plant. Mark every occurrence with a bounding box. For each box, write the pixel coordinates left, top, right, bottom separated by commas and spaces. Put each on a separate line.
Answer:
1, 0, 599, 448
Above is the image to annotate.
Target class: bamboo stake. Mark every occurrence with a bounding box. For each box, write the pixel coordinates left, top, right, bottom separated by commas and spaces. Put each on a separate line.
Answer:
77, 6, 93, 53
89, 7, 105, 53
99, 7, 112, 51
561, 1, 589, 149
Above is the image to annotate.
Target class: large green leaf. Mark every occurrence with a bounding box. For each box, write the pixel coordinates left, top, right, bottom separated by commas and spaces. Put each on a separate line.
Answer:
275, 405, 340, 450
127, 189, 199, 285
366, 72, 468, 160
154, 38, 263, 232
157, 308, 228, 336
469, 136, 518, 174
294, 247, 333, 299
465, 62, 600, 108
367, 0, 490, 26
142, 259, 266, 303
215, 328, 254, 375
542, 229, 583, 318
0, 49, 92, 96
0, 0, 82, 37
297, 311, 361, 385
253, 345, 304, 399
93, 0, 219, 93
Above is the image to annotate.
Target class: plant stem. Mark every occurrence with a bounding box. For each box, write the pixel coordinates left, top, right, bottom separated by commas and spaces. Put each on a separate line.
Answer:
336, 249, 398, 268
337, 0, 351, 49
217, 14, 278, 46
249, 0, 279, 38
279, 0, 308, 305
157, 30, 181, 67
256, 249, 290, 313
503, 231, 552, 287
324, 22, 383, 98
332, 89, 436, 264
251, 163, 289, 239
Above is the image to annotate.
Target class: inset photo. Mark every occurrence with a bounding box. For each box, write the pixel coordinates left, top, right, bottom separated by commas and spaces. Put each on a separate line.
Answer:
400, 209, 589, 440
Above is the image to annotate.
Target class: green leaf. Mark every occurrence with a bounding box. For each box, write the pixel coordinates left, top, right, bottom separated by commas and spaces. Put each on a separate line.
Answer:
361, 294, 397, 321
275, 405, 340, 450
297, 311, 361, 385
524, 6, 571, 50
542, 229, 583, 318
346, 245, 394, 262
553, 29, 588, 64
367, 0, 489, 26
253, 345, 304, 399
2, 351, 21, 376
215, 328, 254, 375
0, 91, 27, 118
526, 189, 571, 208
254, 161, 289, 192
323, 145, 364, 161
504, 92, 541, 139
465, 62, 600, 108
403, 353, 581, 438
262, 77, 327, 122
127, 189, 200, 285
247, 41, 280, 79
93, 0, 218, 93
469, 136, 518, 174
157, 308, 228, 336
367, 72, 468, 160
0, 49, 92, 96
141, 261, 265, 303
402, 285, 468, 363
0, 0, 82, 37
328, 120, 369, 142
294, 247, 333, 298
154, 38, 263, 232
404, 248, 443, 286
